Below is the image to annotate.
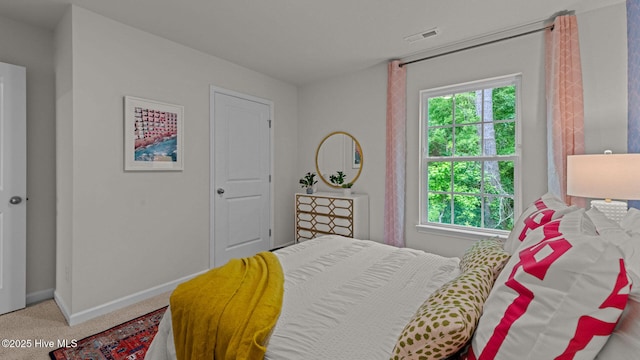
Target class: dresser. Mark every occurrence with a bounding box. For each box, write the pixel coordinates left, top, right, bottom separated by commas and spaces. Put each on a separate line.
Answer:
295, 192, 369, 242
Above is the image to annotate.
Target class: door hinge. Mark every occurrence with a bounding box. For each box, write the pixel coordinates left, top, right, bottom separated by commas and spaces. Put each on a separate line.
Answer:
268, 119, 272, 128
269, 229, 272, 237
269, 175, 272, 182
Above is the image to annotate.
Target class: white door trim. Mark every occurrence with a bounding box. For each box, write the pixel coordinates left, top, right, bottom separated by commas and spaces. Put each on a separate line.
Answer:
209, 86, 274, 268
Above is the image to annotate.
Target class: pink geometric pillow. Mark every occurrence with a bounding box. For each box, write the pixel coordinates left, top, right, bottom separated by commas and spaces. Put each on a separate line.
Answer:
511, 209, 597, 249
471, 212, 630, 360
504, 192, 577, 254
620, 207, 640, 234
578, 209, 640, 359
596, 298, 640, 359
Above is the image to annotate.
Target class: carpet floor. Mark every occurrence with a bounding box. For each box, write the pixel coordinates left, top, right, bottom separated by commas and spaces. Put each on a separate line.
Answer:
0, 292, 170, 360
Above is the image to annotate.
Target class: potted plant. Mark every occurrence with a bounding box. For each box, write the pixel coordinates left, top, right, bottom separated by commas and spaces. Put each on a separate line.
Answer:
300, 172, 317, 194
330, 171, 353, 195
329, 171, 346, 187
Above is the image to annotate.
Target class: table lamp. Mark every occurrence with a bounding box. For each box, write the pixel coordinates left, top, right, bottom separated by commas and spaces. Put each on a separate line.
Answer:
566, 151, 640, 223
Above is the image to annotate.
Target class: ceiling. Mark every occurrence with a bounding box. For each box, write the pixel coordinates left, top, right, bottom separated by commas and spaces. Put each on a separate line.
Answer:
0, 0, 624, 85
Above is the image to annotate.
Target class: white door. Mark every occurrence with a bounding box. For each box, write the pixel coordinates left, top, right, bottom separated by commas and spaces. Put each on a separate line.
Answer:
0, 62, 27, 315
211, 89, 271, 267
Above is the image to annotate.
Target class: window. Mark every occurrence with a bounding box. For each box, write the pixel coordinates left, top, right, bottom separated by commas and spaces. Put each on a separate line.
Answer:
419, 75, 521, 235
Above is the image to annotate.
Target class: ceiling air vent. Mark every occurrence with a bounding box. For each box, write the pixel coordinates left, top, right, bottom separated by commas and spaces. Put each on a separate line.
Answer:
404, 28, 439, 43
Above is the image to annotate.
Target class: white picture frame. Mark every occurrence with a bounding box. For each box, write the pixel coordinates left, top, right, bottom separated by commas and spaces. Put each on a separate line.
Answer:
124, 96, 184, 171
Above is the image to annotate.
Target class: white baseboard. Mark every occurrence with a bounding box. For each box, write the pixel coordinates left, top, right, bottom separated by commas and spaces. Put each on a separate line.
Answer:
54, 270, 208, 326
26, 288, 54, 305
53, 291, 72, 323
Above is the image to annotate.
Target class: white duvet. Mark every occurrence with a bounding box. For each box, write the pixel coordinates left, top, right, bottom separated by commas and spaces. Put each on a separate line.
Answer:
145, 236, 460, 360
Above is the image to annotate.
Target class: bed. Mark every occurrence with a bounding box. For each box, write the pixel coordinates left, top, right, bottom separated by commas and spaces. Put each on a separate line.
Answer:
146, 235, 462, 359
145, 193, 640, 360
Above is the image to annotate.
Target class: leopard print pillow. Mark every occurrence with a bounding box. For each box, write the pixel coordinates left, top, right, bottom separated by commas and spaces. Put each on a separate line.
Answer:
459, 237, 510, 279
390, 265, 495, 360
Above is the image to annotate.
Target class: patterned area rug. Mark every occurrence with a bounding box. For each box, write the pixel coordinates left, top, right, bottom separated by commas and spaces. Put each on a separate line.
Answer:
49, 306, 167, 360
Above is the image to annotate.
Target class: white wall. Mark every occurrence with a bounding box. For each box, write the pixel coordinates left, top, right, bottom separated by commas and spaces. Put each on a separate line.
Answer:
55, 6, 298, 321
580, 4, 628, 154
54, 7, 73, 312
298, 2, 628, 257
0, 14, 56, 303
297, 64, 388, 241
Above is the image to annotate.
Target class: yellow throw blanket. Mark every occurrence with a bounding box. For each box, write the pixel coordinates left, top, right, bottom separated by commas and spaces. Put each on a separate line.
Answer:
170, 252, 284, 360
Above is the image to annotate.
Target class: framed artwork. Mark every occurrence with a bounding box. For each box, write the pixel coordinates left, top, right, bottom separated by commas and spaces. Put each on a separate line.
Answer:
352, 140, 362, 169
124, 96, 184, 171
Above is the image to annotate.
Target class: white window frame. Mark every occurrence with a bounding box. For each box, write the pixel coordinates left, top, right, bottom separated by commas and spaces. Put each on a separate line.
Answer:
417, 74, 522, 238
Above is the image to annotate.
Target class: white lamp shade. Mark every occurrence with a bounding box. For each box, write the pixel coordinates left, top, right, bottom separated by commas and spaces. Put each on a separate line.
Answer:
566, 154, 640, 200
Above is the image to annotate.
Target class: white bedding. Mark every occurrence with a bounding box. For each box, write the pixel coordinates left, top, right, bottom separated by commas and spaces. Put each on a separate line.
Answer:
145, 235, 460, 360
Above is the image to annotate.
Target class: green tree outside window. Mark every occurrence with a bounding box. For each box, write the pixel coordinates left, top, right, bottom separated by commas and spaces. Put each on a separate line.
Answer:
423, 78, 518, 232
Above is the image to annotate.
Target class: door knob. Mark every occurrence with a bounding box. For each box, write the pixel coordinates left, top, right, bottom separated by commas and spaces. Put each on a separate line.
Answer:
9, 196, 23, 205
217, 188, 225, 195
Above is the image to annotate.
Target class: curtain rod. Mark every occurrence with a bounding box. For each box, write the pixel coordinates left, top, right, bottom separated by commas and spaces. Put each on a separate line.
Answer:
399, 23, 554, 67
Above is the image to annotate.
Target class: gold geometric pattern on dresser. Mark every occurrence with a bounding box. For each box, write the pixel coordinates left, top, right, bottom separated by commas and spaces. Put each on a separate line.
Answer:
296, 194, 354, 241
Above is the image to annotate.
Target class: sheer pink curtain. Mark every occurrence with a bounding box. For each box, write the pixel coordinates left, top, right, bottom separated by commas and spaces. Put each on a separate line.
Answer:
384, 60, 406, 247
545, 15, 586, 207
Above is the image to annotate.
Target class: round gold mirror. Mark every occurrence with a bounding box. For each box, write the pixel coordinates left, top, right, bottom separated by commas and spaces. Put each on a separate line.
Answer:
315, 131, 363, 188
